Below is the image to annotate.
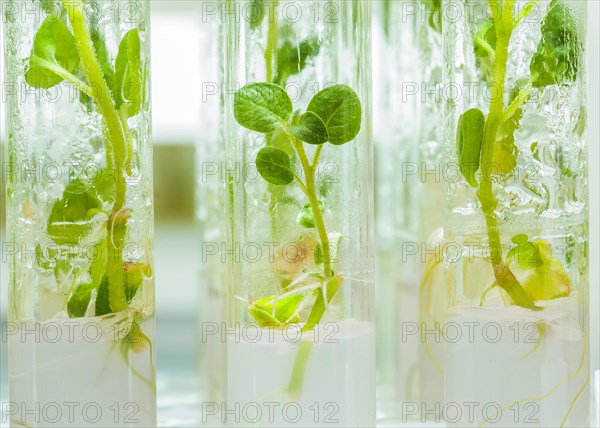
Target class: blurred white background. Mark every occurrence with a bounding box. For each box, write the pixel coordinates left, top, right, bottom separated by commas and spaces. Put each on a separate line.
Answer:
0, 0, 598, 424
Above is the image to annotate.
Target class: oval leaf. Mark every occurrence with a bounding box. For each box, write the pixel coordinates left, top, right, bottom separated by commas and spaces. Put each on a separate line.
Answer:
67, 282, 96, 318
457, 108, 485, 187
289, 111, 328, 145
248, 307, 280, 328
250, 294, 304, 326
297, 201, 324, 228
249, 0, 265, 29
521, 240, 571, 301
124, 261, 150, 303
47, 179, 103, 245
25, 17, 80, 89
234, 83, 293, 133
115, 29, 142, 117
307, 85, 362, 145
256, 146, 294, 185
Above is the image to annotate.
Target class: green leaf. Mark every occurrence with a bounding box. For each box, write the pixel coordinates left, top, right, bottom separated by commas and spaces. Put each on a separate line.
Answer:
47, 179, 103, 245
36, 243, 58, 272
36, 0, 58, 14
512, 234, 529, 245
234, 83, 293, 133
79, 26, 118, 111
123, 262, 151, 303
493, 85, 524, 177
249, 294, 304, 327
115, 29, 142, 117
93, 168, 116, 203
473, 18, 497, 83
530, 0, 581, 88
248, 307, 280, 327
302, 274, 343, 332
509, 239, 572, 301
493, 84, 528, 177
508, 234, 543, 268
256, 146, 295, 185
268, 127, 295, 154
93, 27, 117, 97
307, 85, 362, 145
53, 253, 87, 287
297, 201, 324, 228
95, 275, 111, 316
66, 236, 108, 317
249, 0, 265, 29
457, 108, 485, 187
288, 112, 328, 145
274, 36, 322, 86
493, 117, 521, 177
420, 0, 442, 33
25, 17, 80, 89
67, 282, 96, 318
89, 239, 108, 283
94, 260, 148, 317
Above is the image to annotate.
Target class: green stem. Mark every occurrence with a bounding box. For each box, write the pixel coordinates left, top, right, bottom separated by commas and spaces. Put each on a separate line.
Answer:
293, 175, 309, 196
312, 144, 324, 169
64, 0, 128, 312
31, 57, 94, 98
474, 36, 496, 60
477, 0, 539, 310
285, 137, 334, 399
287, 341, 314, 398
499, 83, 532, 123
119, 109, 134, 176
292, 139, 332, 278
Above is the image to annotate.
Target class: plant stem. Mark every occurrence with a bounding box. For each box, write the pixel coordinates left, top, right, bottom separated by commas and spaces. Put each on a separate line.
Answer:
292, 139, 332, 278
119, 109, 134, 176
286, 138, 334, 399
476, 0, 538, 310
31, 57, 95, 98
499, 82, 532, 122
287, 341, 314, 398
64, 0, 128, 312
312, 144, 324, 169
474, 36, 496, 60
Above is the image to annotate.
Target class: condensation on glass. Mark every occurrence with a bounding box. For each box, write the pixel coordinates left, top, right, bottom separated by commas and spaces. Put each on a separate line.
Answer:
4, 1, 156, 426
221, 1, 375, 426
444, 1, 588, 426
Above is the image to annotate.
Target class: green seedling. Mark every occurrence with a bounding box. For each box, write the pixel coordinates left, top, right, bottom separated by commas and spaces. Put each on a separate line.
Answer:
234, 81, 362, 395
455, 0, 581, 309
24, 2, 153, 382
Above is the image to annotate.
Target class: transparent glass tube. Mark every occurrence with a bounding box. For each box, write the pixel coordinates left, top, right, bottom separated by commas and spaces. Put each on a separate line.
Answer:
415, 0, 446, 419
444, 0, 588, 426
221, 1, 375, 426
197, 6, 227, 410
4, 1, 156, 426
372, 0, 421, 418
